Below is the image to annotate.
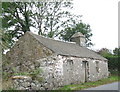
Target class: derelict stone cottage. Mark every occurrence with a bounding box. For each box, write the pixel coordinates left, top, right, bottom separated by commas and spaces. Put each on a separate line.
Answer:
3, 32, 109, 90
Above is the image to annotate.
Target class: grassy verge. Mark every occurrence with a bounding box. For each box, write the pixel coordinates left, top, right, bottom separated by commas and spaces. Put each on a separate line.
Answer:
59, 75, 119, 91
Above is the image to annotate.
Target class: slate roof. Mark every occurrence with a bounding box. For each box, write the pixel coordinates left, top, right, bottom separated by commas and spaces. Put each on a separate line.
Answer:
28, 32, 107, 60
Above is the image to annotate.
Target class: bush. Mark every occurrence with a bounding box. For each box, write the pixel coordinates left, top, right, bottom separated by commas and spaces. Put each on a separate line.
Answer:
104, 55, 120, 74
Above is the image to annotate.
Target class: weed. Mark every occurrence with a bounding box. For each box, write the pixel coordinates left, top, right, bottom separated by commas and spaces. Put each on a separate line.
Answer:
59, 75, 120, 90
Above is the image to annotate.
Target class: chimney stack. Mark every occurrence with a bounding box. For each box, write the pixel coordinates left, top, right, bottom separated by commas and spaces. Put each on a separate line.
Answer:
71, 32, 86, 46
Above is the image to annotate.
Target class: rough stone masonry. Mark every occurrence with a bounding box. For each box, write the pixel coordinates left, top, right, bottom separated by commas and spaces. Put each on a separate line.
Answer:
3, 32, 109, 90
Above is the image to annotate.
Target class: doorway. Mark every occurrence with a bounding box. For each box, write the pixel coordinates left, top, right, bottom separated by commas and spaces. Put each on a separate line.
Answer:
82, 61, 89, 82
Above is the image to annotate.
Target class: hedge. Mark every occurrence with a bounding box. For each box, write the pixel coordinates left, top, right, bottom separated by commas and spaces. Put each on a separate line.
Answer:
104, 56, 120, 71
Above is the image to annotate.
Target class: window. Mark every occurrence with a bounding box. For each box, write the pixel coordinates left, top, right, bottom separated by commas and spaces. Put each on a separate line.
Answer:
96, 61, 99, 73
67, 59, 73, 65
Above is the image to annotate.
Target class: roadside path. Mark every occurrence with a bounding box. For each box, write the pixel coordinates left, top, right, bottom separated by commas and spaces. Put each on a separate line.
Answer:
84, 82, 119, 90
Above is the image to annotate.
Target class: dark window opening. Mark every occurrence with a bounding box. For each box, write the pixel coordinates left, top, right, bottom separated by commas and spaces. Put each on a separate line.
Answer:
96, 61, 99, 73
67, 59, 73, 65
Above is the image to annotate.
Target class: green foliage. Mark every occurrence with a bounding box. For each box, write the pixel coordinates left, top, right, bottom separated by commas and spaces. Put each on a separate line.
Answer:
2, 55, 43, 82
105, 56, 119, 71
12, 68, 43, 82
3, 68, 44, 82
29, 68, 43, 82
59, 75, 119, 90
97, 48, 112, 57
2, 2, 33, 32
13, 72, 29, 76
2, 71, 8, 80
1, 29, 18, 54
2, 54, 12, 80
31, 1, 82, 38
2, 2, 33, 52
2, 1, 93, 52
2, 1, 85, 51
1, 29, 15, 51
3, 67, 42, 81
113, 47, 120, 56
109, 69, 119, 75
60, 22, 93, 47
97, 48, 119, 72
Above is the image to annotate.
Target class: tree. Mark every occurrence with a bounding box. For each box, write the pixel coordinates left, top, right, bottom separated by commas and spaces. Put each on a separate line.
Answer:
113, 47, 120, 56
2, 2, 82, 49
97, 48, 112, 57
30, 1, 82, 38
2, 1, 93, 52
60, 22, 93, 47
2, 2, 33, 33
97, 48, 119, 71
1, 29, 14, 53
2, 2, 33, 50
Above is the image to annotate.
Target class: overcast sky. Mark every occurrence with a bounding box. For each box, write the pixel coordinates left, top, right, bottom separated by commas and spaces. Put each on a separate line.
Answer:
72, 0, 119, 51
6, 0, 119, 51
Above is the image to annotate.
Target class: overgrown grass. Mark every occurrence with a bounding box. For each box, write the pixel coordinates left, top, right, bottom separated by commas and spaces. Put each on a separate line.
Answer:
2, 68, 44, 90
59, 75, 119, 91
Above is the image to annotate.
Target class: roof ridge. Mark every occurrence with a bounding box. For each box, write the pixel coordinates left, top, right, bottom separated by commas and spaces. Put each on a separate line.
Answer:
26, 31, 107, 61
27, 31, 79, 45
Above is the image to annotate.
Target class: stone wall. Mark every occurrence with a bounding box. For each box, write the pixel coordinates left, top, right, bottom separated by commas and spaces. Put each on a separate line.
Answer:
3, 32, 109, 90
8, 55, 108, 90
3, 32, 53, 77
